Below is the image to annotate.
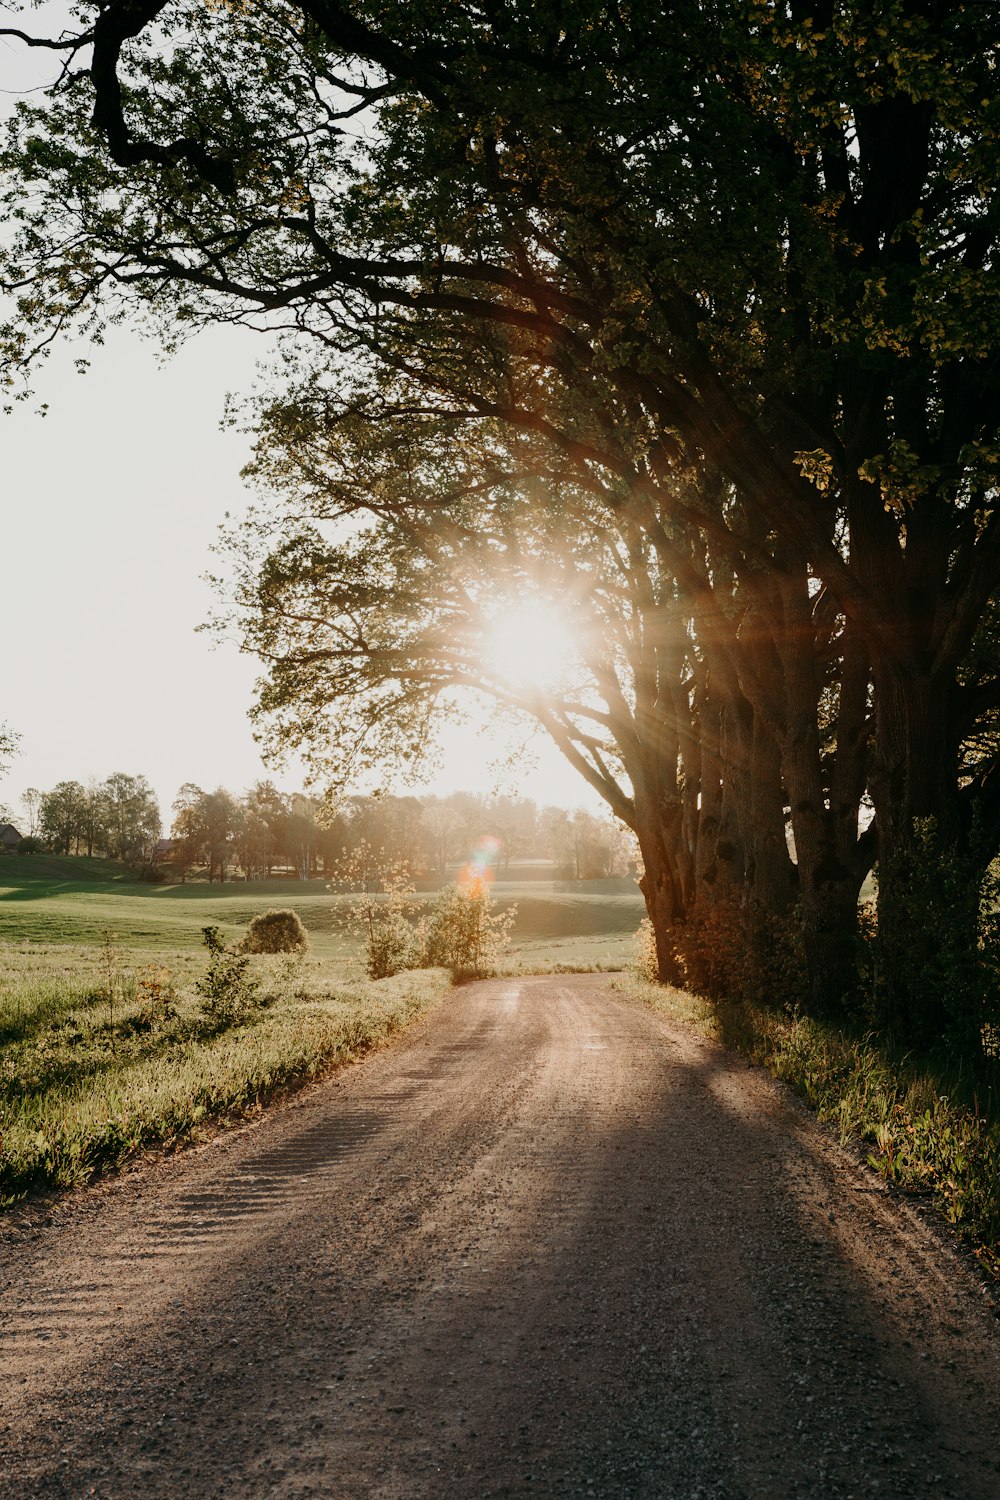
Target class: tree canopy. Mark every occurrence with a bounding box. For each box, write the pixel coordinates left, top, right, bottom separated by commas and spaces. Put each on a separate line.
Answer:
38, 772, 161, 860
3, 0, 1000, 1039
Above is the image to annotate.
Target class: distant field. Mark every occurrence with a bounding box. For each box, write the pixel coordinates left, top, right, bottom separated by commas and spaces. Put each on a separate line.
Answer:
0, 855, 646, 969
0, 855, 644, 1204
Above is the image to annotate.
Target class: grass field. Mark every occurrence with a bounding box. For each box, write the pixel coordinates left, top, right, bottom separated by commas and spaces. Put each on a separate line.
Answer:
0, 854, 646, 968
0, 855, 645, 1205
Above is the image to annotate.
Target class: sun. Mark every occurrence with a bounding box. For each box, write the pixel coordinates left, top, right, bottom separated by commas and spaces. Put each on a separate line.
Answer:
480, 599, 578, 694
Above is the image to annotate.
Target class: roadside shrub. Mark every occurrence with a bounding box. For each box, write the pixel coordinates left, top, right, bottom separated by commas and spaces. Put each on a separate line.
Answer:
196, 925, 259, 1026
865, 822, 1000, 1052
122, 964, 178, 1034
366, 908, 416, 980
420, 878, 516, 980
671, 892, 805, 1011
331, 842, 418, 980
243, 908, 310, 955
633, 917, 659, 983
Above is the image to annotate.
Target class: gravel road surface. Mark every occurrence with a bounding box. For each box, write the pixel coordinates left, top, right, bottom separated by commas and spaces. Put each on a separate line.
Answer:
2, 974, 999, 1499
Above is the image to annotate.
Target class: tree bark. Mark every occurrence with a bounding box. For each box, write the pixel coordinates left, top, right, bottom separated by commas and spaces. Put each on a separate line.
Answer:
633, 778, 686, 984
867, 661, 981, 1044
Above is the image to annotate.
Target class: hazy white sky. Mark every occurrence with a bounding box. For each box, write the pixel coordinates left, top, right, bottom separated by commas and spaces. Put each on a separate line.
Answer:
0, 27, 603, 831
1, 326, 598, 827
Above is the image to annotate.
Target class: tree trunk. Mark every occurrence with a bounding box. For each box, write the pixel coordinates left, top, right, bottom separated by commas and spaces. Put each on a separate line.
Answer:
762, 569, 864, 1015
633, 781, 686, 985
744, 711, 797, 916
868, 663, 982, 1045
692, 693, 746, 908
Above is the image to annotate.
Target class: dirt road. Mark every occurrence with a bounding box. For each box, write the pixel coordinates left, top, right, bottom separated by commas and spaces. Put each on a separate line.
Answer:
2, 975, 999, 1499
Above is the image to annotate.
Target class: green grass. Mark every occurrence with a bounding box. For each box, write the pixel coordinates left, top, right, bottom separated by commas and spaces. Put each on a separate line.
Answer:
0, 936, 449, 1207
0, 855, 644, 1205
618, 974, 1000, 1279
0, 855, 646, 964
0, 856, 352, 953
489, 881, 644, 971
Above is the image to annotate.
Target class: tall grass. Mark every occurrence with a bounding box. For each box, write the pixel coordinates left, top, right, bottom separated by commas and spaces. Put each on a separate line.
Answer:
0, 941, 448, 1206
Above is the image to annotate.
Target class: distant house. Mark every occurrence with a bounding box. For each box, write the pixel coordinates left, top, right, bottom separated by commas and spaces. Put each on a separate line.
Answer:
0, 823, 23, 853
151, 837, 179, 863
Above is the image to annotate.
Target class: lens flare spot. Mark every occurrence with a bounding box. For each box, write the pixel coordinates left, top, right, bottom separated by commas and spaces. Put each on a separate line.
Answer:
459, 834, 502, 890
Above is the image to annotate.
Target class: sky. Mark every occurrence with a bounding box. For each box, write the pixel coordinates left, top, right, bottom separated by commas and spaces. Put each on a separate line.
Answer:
1, 322, 600, 829
0, 25, 605, 833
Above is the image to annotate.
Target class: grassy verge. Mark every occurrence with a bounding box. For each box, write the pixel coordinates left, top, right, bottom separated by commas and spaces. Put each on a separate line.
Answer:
616, 974, 1000, 1279
0, 941, 449, 1207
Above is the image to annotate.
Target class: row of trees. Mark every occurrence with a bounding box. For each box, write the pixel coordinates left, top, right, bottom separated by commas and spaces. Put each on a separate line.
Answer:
11, 774, 630, 882
3, 2, 999, 1045
171, 785, 632, 882
24, 774, 162, 863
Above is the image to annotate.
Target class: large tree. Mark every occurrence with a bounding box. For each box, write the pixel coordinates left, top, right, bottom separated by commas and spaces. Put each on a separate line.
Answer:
40, 780, 88, 855
217, 381, 868, 1002
102, 771, 162, 863
170, 784, 243, 881
3, 0, 1000, 1035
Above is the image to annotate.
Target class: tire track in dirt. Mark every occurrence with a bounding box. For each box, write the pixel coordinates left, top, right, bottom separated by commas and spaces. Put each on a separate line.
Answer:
1, 975, 998, 1498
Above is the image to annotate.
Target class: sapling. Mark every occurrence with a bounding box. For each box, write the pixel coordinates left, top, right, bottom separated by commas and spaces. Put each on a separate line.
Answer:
100, 927, 120, 1052
196, 925, 259, 1025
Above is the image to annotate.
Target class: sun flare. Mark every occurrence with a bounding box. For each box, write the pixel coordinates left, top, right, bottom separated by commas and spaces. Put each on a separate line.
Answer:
481, 600, 578, 693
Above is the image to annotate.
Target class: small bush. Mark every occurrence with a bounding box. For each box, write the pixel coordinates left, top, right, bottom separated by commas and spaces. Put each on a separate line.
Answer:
16, 837, 44, 855
633, 917, 659, 982
366, 908, 417, 979
243, 908, 310, 955
330, 843, 418, 980
420, 878, 516, 980
123, 964, 178, 1034
196, 925, 259, 1026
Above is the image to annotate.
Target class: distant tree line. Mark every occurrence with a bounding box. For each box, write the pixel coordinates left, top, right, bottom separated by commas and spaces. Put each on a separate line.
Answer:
14, 776, 632, 883
19, 774, 162, 863
167, 783, 634, 883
